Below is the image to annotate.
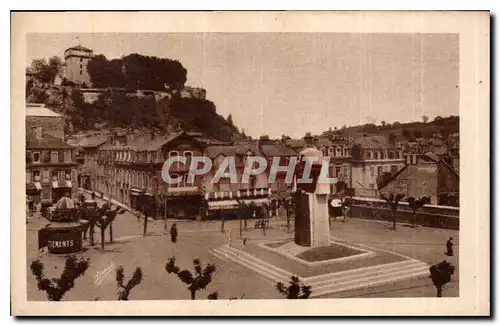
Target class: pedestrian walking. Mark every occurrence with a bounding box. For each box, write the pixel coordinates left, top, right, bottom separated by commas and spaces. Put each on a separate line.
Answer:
170, 223, 178, 243
445, 237, 454, 256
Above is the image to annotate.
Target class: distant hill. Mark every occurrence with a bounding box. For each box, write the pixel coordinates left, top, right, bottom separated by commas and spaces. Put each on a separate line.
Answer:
321, 116, 459, 141
26, 84, 240, 142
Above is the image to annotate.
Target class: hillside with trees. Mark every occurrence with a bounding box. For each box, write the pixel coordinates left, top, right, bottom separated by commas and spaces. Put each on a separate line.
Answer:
25, 53, 240, 141
322, 115, 459, 141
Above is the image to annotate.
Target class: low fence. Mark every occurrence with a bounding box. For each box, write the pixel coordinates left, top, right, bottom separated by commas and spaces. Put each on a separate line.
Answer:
350, 197, 459, 230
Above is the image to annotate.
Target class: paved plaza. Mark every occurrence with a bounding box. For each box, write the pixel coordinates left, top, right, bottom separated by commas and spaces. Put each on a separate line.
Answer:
26, 196, 459, 301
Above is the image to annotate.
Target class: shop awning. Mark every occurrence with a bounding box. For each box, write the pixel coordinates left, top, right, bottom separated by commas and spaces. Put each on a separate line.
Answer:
207, 200, 239, 211
52, 180, 71, 188
242, 198, 269, 206
26, 182, 41, 194
167, 186, 201, 197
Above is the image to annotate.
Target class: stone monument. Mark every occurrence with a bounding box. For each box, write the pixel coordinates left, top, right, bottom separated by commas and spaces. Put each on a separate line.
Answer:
294, 143, 331, 247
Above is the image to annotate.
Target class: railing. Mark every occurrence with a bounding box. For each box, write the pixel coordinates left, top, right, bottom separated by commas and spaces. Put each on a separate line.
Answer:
204, 188, 271, 201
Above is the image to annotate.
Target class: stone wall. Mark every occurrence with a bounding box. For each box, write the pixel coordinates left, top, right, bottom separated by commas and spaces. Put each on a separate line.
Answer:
350, 197, 459, 230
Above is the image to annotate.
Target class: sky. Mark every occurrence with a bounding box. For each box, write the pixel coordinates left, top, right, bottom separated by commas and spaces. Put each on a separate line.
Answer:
27, 33, 459, 138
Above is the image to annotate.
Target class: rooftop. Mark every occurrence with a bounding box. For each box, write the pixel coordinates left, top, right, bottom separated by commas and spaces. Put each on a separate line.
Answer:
27, 132, 75, 149
25, 104, 62, 117
353, 135, 399, 149
65, 45, 93, 53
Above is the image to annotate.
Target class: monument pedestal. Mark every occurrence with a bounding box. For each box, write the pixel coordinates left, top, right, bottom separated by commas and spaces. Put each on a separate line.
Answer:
294, 192, 330, 247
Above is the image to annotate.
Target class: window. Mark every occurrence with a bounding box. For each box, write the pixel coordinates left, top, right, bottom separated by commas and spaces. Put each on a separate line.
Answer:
370, 166, 374, 176
80, 64, 83, 69
51, 151, 58, 163
380, 151, 385, 159
42, 170, 50, 182
335, 166, 341, 177
377, 166, 383, 176
343, 166, 349, 177
396, 151, 401, 159
169, 151, 179, 158
80, 58, 83, 62
373, 151, 378, 160
184, 151, 193, 162
344, 148, 348, 156
369, 183, 374, 189
64, 150, 72, 163
33, 152, 40, 163
32, 170, 41, 182
52, 170, 59, 181
80, 70, 83, 75
391, 165, 398, 174
388, 151, 394, 159
65, 170, 72, 180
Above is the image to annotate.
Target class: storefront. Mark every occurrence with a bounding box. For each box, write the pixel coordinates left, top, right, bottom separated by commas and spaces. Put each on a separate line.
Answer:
51, 177, 73, 203
129, 187, 142, 210
26, 181, 42, 205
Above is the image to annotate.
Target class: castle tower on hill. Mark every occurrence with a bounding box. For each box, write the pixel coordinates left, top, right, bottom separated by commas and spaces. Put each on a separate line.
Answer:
62, 45, 93, 86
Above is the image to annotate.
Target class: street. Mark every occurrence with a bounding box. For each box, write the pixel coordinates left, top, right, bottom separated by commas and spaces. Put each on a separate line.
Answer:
26, 198, 459, 301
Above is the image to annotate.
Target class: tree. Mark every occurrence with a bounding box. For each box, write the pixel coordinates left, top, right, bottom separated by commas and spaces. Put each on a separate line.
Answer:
381, 120, 387, 127
86, 54, 110, 88
30, 256, 89, 301
434, 116, 443, 122
429, 261, 455, 297
165, 257, 216, 300
422, 115, 429, 124
276, 276, 312, 299
407, 195, 431, 226
227, 114, 233, 125
95, 204, 125, 249
380, 192, 405, 230
116, 266, 143, 300
236, 198, 257, 235
30, 56, 62, 84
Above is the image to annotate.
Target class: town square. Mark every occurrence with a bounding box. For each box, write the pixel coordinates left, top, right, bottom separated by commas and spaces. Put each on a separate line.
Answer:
23, 31, 462, 303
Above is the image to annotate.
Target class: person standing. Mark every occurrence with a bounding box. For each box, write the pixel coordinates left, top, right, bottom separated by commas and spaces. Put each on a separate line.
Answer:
170, 223, 178, 243
445, 237, 454, 256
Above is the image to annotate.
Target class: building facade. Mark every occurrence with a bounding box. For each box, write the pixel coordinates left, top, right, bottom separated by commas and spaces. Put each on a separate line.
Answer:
62, 45, 93, 86
66, 133, 108, 190
350, 135, 405, 198
379, 153, 459, 206
26, 105, 77, 203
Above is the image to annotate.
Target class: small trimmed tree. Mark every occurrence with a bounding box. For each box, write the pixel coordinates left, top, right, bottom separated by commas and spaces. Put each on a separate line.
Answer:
30, 256, 89, 301
429, 260, 455, 297
276, 276, 312, 299
407, 195, 431, 226
380, 192, 405, 230
165, 257, 216, 300
96, 204, 125, 250
116, 266, 143, 300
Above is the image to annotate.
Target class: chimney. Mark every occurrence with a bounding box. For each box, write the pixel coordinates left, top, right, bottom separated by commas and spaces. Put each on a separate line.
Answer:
33, 126, 43, 141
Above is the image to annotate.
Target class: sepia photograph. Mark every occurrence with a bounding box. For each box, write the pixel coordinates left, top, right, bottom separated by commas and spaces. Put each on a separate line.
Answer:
11, 11, 489, 316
